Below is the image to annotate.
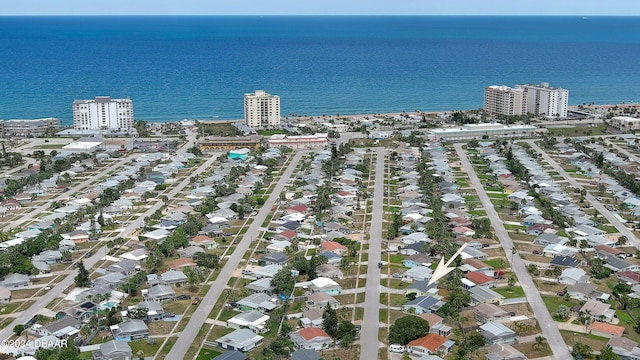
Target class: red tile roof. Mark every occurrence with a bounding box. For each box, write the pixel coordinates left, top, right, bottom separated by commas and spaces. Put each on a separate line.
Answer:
278, 230, 297, 239
321, 241, 347, 252
408, 333, 448, 352
590, 321, 625, 337
297, 327, 330, 340
465, 271, 495, 285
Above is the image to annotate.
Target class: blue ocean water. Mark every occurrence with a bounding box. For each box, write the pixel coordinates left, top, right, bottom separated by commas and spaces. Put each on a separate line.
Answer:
0, 16, 639, 125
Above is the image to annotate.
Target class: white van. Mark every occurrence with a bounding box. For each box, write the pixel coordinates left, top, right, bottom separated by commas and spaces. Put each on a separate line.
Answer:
389, 344, 405, 353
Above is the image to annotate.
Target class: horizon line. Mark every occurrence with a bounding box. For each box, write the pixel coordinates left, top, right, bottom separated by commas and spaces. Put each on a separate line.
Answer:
0, 14, 638, 17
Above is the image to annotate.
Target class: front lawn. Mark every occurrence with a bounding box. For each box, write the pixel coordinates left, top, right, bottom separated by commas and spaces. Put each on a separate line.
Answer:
494, 286, 525, 299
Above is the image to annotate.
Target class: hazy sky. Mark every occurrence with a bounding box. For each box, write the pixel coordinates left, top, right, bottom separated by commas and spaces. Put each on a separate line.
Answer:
2, 0, 639, 16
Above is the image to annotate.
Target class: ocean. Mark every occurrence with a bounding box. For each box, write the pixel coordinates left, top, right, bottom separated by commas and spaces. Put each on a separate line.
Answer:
0, 16, 639, 125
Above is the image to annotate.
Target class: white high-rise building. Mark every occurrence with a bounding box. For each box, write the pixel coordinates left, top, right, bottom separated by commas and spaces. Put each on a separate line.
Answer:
484, 86, 527, 116
244, 90, 280, 129
73, 96, 134, 131
517, 82, 569, 118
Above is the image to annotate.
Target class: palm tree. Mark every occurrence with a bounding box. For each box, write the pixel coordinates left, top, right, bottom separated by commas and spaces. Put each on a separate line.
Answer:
533, 335, 546, 350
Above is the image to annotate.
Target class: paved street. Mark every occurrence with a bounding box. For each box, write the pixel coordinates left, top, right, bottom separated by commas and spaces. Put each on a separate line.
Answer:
527, 140, 640, 247
2, 155, 135, 232
360, 147, 385, 360
0, 245, 106, 346
455, 143, 570, 360
166, 151, 307, 359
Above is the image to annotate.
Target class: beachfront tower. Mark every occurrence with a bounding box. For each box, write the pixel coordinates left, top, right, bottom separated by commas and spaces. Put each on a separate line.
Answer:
73, 96, 134, 131
516, 82, 569, 119
244, 90, 280, 129
483, 86, 527, 116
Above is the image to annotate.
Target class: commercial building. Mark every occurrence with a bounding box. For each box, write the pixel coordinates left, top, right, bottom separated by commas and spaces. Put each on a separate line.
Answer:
427, 123, 541, 141
267, 133, 329, 149
244, 90, 280, 129
198, 135, 263, 151
0, 118, 60, 137
73, 96, 134, 131
483, 86, 527, 116
609, 116, 640, 132
517, 82, 569, 118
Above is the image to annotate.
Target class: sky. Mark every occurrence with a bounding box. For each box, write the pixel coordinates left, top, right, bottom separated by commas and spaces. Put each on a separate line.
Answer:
1, 0, 639, 16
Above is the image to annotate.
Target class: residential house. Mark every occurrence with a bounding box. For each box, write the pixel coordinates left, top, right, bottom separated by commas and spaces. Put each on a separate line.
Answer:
605, 257, 640, 272
290, 328, 333, 351
309, 277, 342, 295
107, 259, 139, 276
169, 257, 197, 270
403, 254, 432, 268
190, 235, 217, 249
407, 333, 455, 356
57, 301, 98, 322
606, 337, 640, 359
94, 272, 127, 289
0, 273, 30, 288
475, 303, 511, 323
550, 256, 580, 268
92, 340, 133, 360
402, 296, 442, 314
0, 287, 11, 304
597, 245, 630, 259
306, 292, 340, 310
227, 310, 270, 333
315, 264, 343, 279
261, 252, 289, 266
580, 300, 616, 323
485, 344, 527, 360
266, 240, 292, 254
405, 280, 438, 298
213, 351, 249, 360
32, 250, 62, 264
464, 272, 497, 289
216, 329, 264, 352
142, 285, 176, 303
133, 301, 165, 321
159, 270, 188, 287
63, 230, 90, 244
319, 241, 347, 256
291, 349, 320, 360
589, 321, 625, 338
178, 246, 205, 259
236, 293, 278, 312
469, 286, 506, 305
402, 266, 433, 283
111, 319, 149, 341
567, 283, 608, 302
33, 316, 81, 339
618, 271, 640, 285
559, 268, 589, 285
245, 278, 275, 296
420, 313, 452, 337
480, 322, 518, 345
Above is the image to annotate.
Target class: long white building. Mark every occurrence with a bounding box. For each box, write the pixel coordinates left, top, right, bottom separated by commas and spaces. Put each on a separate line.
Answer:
73, 96, 134, 131
517, 82, 569, 118
244, 90, 280, 129
484, 86, 527, 116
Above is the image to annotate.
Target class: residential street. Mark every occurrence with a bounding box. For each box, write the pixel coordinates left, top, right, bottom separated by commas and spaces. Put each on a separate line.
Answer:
526, 140, 640, 247
360, 147, 385, 360
455, 143, 570, 360
166, 151, 307, 359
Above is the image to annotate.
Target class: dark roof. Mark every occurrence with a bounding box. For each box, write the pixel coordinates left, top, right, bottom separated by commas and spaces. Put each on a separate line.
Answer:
550, 256, 580, 268
281, 221, 301, 230
404, 296, 440, 310
213, 350, 248, 360
403, 242, 426, 253
292, 349, 320, 360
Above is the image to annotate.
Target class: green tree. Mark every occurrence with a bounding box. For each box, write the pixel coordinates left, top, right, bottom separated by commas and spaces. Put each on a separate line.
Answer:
272, 267, 295, 297
74, 260, 91, 287
322, 303, 339, 338
388, 315, 430, 345
533, 335, 547, 350
572, 342, 593, 359
13, 324, 24, 339
556, 304, 570, 320
599, 345, 619, 360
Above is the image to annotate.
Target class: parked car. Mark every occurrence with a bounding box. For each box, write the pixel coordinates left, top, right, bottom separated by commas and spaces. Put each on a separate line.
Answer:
533, 250, 542, 255
192, 297, 200, 305
389, 344, 405, 353
557, 291, 567, 297
177, 294, 191, 300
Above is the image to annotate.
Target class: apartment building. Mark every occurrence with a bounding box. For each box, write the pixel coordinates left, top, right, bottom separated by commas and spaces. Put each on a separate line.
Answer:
244, 90, 280, 129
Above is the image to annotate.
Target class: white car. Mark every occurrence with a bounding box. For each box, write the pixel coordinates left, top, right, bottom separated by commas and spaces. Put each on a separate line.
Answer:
389, 344, 405, 353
